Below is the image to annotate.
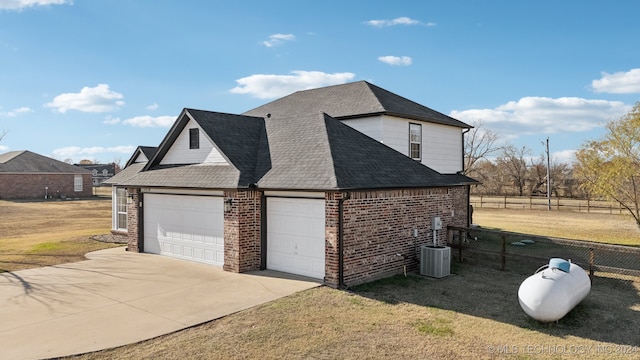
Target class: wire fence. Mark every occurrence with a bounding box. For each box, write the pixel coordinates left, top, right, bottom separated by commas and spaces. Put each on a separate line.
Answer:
470, 195, 627, 215
447, 225, 640, 281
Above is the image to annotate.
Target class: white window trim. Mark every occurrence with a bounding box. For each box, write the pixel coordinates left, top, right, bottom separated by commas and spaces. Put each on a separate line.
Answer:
409, 123, 422, 161
112, 187, 128, 232
74, 175, 83, 192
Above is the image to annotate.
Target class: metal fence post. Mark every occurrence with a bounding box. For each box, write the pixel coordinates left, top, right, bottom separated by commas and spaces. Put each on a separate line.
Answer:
589, 247, 595, 284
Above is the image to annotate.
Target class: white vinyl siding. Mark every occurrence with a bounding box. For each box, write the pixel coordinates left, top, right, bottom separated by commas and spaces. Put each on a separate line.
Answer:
160, 118, 228, 165
74, 175, 83, 192
341, 115, 463, 174
423, 124, 463, 174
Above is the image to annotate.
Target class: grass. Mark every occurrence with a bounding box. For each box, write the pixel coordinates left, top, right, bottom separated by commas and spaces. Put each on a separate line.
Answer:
67, 268, 640, 360
473, 208, 640, 246
0, 199, 122, 272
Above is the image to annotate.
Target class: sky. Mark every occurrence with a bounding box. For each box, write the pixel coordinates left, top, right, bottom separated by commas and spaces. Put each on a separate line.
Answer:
1, 0, 639, 166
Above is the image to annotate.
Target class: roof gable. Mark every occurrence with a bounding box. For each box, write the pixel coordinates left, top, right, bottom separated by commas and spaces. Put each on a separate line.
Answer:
243, 81, 471, 128
159, 117, 229, 166
0, 150, 90, 174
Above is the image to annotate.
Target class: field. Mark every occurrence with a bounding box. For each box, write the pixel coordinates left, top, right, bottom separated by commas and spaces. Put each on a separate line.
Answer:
0, 199, 122, 272
473, 208, 640, 246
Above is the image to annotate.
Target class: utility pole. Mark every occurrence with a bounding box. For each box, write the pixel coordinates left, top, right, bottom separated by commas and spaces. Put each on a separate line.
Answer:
546, 137, 551, 211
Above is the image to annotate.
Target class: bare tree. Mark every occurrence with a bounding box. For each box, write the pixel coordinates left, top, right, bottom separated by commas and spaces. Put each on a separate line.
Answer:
497, 145, 531, 196
463, 120, 504, 177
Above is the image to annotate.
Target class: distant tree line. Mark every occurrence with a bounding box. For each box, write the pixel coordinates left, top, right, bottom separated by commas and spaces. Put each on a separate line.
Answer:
464, 102, 640, 230
463, 121, 583, 198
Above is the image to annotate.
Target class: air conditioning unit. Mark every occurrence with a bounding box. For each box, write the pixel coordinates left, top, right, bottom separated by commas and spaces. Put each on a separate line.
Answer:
420, 245, 451, 278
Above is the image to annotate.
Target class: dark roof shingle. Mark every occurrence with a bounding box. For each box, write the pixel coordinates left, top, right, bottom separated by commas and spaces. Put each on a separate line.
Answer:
0, 150, 90, 174
243, 81, 471, 128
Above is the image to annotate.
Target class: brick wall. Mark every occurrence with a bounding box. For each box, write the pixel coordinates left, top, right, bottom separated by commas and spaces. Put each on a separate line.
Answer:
339, 186, 468, 287
0, 173, 93, 199
223, 190, 262, 273
126, 188, 140, 252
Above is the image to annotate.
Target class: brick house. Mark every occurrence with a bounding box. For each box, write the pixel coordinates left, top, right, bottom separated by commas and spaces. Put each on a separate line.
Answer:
106, 81, 477, 287
0, 150, 93, 200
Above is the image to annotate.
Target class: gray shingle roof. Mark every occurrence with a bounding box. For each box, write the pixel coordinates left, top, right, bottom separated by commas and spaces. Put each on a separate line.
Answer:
116, 109, 476, 190
0, 150, 90, 174
243, 81, 471, 128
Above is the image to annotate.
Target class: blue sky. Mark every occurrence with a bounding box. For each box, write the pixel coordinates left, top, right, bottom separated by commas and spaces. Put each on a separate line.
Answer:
1, 0, 639, 165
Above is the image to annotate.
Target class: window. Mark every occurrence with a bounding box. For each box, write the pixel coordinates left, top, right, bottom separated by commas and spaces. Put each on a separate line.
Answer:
189, 128, 199, 149
115, 188, 127, 231
409, 123, 422, 160
74, 175, 83, 192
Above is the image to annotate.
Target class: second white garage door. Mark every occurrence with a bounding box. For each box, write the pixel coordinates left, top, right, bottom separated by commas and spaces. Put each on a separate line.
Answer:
144, 194, 224, 266
267, 197, 325, 279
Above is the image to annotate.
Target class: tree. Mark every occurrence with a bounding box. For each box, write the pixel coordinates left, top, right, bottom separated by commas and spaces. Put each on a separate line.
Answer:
463, 120, 504, 178
575, 102, 640, 229
78, 159, 95, 165
496, 145, 531, 196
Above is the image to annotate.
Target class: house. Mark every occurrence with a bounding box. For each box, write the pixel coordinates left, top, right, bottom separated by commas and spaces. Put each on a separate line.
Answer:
106, 81, 477, 287
76, 163, 117, 187
0, 150, 93, 200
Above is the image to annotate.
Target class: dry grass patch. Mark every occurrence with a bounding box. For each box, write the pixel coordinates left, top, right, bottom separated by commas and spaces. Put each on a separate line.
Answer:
69, 264, 640, 360
474, 208, 640, 246
0, 199, 121, 272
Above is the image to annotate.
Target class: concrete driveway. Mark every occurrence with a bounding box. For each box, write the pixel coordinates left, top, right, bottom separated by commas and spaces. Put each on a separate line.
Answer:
0, 247, 321, 360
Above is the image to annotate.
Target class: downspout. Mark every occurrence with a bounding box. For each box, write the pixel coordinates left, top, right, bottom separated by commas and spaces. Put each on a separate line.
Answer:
338, 191, 351, 289
462, 128, 472, 228
260, 191, 267, 270
137, 189, 144, 252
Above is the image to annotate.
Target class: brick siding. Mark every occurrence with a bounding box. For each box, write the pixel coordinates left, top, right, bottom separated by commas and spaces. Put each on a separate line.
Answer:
0, 173, 93, 200
119, 185, 469, 288
223, 190, 262, 273
338, 186, 468, 287
125, 189, 140, 252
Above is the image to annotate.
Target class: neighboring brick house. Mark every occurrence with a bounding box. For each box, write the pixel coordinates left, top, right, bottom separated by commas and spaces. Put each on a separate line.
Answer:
0, 150, 93, 200
106, 81, 477, 287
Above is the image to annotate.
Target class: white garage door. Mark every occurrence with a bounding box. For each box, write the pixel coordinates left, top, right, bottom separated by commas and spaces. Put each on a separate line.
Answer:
144, 194, 224, 266
267, 197, 325, 279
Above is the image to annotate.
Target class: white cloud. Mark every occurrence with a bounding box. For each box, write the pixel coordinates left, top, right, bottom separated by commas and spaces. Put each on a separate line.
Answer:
451, 97, 630, 137
378, 55, 412, 66
122, 115, 175, 127
230, 70, 356, 99
552, 149, 577, 164
146, 102, 159, 111
591, 68, 640, 94
52, 145, 136, 160
263, 33, 295, 47
0, 106, 32, 117
46, 84, 124, 113
103, 116, 121, 125
0, 0, 71, 11
365, 17, 429, 27
0, 145, 8, 152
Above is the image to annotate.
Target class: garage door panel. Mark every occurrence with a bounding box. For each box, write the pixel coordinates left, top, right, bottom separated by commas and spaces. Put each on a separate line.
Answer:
144, 194, 224, 267
267, 197, 325, 279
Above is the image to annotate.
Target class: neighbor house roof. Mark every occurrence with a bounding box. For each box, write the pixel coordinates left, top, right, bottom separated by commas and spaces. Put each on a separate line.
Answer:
243, 80, 471, 128
0, 150, 90, 174
116, 109, 476, 190
105, 146, 158, 185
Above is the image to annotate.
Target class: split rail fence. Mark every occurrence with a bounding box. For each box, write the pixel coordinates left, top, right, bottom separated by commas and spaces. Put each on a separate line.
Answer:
471, 195, 628, 215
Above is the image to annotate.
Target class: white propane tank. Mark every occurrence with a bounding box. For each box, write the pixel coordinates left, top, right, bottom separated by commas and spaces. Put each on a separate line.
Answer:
518, 258, 591, 322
